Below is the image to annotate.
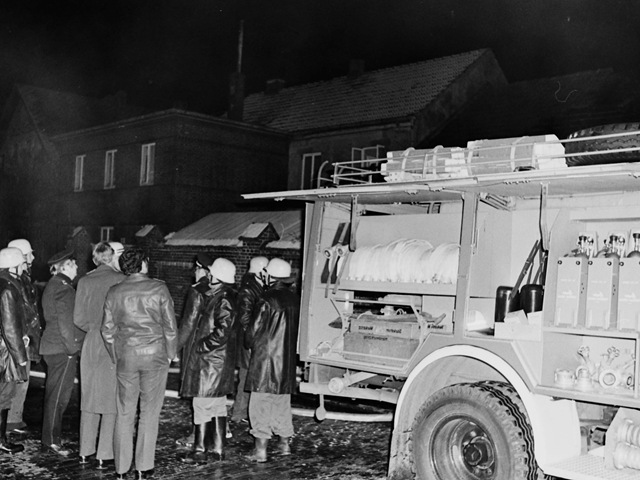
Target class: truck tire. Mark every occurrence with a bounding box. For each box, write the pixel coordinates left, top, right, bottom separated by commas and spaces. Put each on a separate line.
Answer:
411, 383, 536, 480
474, 381, 548, 479
565, 122, 640, 167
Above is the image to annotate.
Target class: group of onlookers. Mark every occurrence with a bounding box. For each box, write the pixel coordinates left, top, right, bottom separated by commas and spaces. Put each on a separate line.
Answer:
0, 238, 300, 479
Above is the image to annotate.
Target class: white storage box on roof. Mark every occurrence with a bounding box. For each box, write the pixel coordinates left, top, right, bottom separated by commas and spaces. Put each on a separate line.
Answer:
466, 134, 566, 174
382, 134, 566, 182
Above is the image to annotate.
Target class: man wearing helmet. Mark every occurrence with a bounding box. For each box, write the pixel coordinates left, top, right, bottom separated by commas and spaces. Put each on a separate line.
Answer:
0, 247, 30, 454
245, 258, 300, 463
179, 257, 238, 463
230, 256, 268, 426
174, 252, 213, 448
6, 238, 41, 435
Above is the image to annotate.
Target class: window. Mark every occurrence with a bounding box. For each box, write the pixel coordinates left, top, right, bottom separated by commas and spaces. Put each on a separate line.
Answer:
74, 155, 85, 191
100, 226, 114, 242
352, 145, 385, 164
104, 150, 116, 188
140, 143, 155, 185
301, 152, 322, 189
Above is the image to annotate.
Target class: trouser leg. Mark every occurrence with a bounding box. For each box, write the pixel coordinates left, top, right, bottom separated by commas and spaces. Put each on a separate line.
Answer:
134, 364, 169, 472
231, 367, 250, 422
7, 361, 30, 428
114, 369, 139, 474
41, 353, 78, 446
96, 413, 115, 460
79, 411, 100, 457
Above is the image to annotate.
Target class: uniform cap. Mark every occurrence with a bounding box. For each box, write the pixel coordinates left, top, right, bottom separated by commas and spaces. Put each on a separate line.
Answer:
47, 249, 75, 266
195, 252, 214, 269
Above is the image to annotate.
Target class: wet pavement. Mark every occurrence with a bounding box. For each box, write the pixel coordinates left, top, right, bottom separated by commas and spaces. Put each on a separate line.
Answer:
1, 373, 391, 480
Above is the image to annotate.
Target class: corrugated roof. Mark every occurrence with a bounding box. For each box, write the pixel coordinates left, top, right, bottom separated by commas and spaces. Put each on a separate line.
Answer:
165, 210, 302, 248
242, 50, 489, 133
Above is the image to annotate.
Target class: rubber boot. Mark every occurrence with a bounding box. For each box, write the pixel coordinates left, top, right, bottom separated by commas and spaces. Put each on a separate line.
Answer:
0, 409, 24, 454
246, 437, 268, 463
175, 425, 195, 448
277, 436, 291, 456
181, 422, 209, 464
210, 417, 226, 461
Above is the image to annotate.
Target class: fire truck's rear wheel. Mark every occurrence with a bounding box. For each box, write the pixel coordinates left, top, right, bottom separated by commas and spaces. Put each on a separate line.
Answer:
411, 383, 535, 480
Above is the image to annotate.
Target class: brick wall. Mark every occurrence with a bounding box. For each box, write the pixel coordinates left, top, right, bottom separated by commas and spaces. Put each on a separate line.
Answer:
147, 243, 301, 317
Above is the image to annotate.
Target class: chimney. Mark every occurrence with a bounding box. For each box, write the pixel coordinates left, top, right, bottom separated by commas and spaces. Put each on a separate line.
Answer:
228, 20, 245, 121
228, 72, 245, 121
348, 59, 365, 79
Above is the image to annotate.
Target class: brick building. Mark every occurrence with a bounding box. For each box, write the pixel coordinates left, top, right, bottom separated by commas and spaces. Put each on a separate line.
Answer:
0, 85, 289, 278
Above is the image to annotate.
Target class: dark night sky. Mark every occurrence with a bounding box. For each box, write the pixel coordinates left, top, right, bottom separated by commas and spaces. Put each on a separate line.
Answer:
1, 0, 640, 116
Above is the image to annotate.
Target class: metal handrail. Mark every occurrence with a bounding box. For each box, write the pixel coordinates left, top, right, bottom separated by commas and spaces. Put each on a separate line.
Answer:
329, 130, 640, 186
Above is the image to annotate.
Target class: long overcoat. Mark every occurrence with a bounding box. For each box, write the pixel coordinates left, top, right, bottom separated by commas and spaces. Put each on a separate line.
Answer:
180, 283, 237, 398
0, 271, 28, 383
73, 264, 125, 413
245, 281, 299, 395
235, 273, 264, 370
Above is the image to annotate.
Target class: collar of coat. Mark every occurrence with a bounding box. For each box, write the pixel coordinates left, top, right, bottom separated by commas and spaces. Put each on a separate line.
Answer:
55, 272, 74, 286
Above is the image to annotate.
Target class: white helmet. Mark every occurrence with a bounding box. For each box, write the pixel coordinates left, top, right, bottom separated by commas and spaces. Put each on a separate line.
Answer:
8, 239, 33, 255
266, 258, 291, 279
209, 258, 236, 284
0, 247, 25, 269
248, 256, 269, 274
109, 242, 125, 257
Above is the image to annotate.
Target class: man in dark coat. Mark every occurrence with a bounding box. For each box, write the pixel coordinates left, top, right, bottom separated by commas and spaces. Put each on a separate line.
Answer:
0, 247, 29, 454
175, 252, 213, 448
101, 248, 177, 480
179, 257, 237, 463
245, 258, 300, 463
40, 249, 84, 457
6, 238, 41, 434
74, 242, 125, 468
230, 256, 267, 425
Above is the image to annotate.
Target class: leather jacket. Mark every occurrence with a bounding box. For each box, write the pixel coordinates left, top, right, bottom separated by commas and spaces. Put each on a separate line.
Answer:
177, 277, 210, 351
18, 270, 42, 360
245, 281, 299, 394
180, 282, 237, 398
0, 271, 29, 382
235, 273, 264, 369
40, 273, 85, 356
101, 273, 177, 364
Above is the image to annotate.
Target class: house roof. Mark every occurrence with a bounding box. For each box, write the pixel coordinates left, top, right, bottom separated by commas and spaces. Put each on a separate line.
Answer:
3, 84, 149, 136
242, 49, 492, 133
165, 210, 302, 248
434, 68, 640, 147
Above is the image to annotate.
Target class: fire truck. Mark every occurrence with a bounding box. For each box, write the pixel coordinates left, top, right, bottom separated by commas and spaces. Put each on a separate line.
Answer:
245, 125, 640, 480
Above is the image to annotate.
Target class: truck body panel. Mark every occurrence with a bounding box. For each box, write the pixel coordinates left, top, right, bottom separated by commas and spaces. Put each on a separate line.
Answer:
245, 131, 640, 479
